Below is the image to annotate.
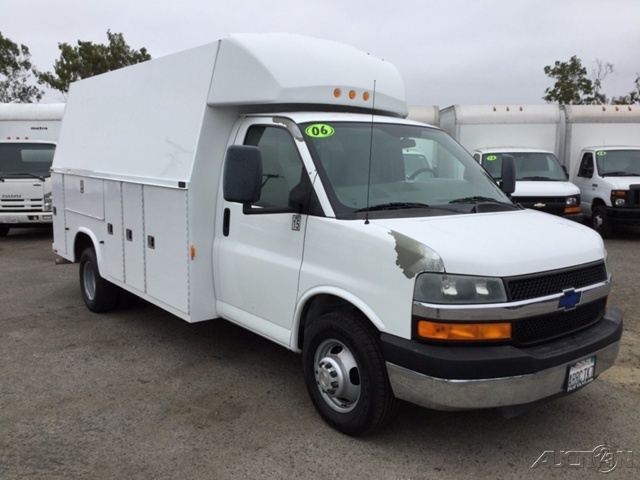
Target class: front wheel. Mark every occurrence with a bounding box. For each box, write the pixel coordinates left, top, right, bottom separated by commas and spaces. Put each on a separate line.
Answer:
592, 205, 614, 238
79, 247, 120, 312
302, 311, 396, 436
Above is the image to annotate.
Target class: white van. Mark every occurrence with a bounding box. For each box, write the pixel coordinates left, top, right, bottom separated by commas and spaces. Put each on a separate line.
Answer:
51, 34, 622, 436
563, 105, 640, 237
437, 105, 581, 218
0, 103, 64, 236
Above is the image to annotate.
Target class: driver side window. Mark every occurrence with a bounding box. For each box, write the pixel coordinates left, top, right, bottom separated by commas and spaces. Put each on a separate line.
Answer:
577, 153, 594, 178
244, 126, 304, 210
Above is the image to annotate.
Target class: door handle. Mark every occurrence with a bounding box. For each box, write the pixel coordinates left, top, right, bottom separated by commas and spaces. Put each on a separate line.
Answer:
223, 208, 230, 237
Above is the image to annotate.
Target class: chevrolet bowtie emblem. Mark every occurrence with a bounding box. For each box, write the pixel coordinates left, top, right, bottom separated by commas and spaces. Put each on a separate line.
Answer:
558, 289, 581, 310
533, 202, 546, 208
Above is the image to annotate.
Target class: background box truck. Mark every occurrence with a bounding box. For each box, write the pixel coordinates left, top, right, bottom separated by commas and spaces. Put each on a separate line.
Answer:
563, 104, 640, 237
437, 104, 581, 217
51, 33, 622, 436
0, 103, 64, 236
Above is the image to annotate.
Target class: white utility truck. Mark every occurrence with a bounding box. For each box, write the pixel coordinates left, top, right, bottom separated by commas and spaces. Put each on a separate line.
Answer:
51, 33, 622, 436
438, 104, 581, 218
0, 103, 64, 236
563, 105, 640, 237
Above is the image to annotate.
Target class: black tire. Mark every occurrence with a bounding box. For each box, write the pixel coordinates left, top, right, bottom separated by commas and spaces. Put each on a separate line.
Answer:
79, 247, 120, 312
592, 205, 614, 238
0, 225, 9, 237
302, 311, 397, 436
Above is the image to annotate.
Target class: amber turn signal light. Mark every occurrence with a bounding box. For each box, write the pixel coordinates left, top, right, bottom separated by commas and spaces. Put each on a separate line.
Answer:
417, 320, 512, 341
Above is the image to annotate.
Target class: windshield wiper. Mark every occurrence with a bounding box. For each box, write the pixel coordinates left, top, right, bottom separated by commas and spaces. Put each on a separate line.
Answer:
520, 176, 555, 181
602, 171, 640, 176
449, 196, 519, 212
353, 202, 431, 213
449, 196, 508, 205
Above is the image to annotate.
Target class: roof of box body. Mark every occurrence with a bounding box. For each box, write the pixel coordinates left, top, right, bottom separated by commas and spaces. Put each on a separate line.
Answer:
0, 103, 65, 121
441, 104, 562, 124
208, 33, 407, 116
52, 33, 407, 185
562, 104, 640, 123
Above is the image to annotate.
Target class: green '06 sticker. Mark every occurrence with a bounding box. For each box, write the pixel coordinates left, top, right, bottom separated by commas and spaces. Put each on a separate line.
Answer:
486, 155, 498, 161
596, 151, 607, 156
305, 124, 335, 138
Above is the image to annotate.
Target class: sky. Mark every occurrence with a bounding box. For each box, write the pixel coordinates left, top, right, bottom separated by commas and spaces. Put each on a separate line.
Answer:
3, 0, 639, 107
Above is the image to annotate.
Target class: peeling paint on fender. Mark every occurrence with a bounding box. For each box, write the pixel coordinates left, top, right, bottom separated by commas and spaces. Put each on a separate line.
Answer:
388, 230, 443, 279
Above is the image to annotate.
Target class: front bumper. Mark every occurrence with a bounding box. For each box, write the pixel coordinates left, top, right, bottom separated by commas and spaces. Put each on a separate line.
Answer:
605, 206, 640, 226
1, 212, 53, 227
382, 306, 622, 412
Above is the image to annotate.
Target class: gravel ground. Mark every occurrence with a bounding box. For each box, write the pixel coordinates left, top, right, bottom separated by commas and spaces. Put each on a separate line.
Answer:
1, 226, 639, 479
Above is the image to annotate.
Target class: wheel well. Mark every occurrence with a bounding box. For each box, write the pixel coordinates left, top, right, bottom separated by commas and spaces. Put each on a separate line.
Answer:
591, 198, 606, 212
73, 232, 94, 262
296, 294, 377, 350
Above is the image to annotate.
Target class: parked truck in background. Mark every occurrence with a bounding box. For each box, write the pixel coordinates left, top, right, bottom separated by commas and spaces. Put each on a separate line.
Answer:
52, 33, 622, 436
437, 104, 582, 218
407, 105, 440, 126
0, 103, 64, 236
562, 105, 640, 237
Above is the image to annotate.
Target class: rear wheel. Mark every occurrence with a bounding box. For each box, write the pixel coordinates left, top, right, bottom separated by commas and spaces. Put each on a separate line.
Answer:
592, 205, 614, 238
79, 247, 120, 312
302, 311, 397, 436
0, 226, 9, 237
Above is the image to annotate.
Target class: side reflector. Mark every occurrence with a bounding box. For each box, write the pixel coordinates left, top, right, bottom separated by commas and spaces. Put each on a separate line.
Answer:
417, 320, 511, 341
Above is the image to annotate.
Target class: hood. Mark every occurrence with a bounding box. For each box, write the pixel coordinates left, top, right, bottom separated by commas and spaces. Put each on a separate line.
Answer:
599, 176, 640, 189
513, 181, 580, 197
371, 209, 604, 277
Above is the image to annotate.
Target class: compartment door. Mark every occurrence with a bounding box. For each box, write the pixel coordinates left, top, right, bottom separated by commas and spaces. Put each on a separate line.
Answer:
122, 182, 145, 291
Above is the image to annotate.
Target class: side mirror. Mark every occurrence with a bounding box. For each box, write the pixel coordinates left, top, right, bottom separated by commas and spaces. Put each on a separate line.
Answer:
223, 146, 262, 204
500, 154, 516, 195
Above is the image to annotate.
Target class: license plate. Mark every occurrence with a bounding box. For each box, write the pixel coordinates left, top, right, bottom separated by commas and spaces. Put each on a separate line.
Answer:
3, 216, 19, 224
566, 356, 596, 392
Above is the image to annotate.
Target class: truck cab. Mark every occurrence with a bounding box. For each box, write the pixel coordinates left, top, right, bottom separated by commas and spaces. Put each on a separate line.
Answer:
0, 139, 56, 236
435, 105, 582, 220
572, 146, 640, 237
473, 147, 581, 217
0, 103, 64, 236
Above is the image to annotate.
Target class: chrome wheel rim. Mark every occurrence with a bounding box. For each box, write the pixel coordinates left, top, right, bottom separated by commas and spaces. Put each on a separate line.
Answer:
313, 338, 361, 413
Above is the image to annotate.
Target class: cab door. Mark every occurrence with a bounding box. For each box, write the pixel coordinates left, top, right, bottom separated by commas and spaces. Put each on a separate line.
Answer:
574, 152, 597, 214
216, 119, 310, 346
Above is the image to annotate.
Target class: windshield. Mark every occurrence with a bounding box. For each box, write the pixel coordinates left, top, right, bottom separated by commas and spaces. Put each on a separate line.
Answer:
481, 152, 567, 181
302, 122, 513, 218
595, 149, 640, 176
0, 143, 55, 178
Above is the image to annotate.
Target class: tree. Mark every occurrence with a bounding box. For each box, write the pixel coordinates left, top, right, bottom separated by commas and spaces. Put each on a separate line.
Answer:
37, 30, 151, 95
543, 55, 594, 104
0, 32, 44, 102
590, 59, 614, 105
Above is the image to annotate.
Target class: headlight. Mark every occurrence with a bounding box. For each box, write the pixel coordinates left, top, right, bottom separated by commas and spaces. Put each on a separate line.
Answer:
43, 192, 53, 212
611, 190, 627, 207
565, 196, 579, 206
414, 273, 507, 304
564, 195, 581, 214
